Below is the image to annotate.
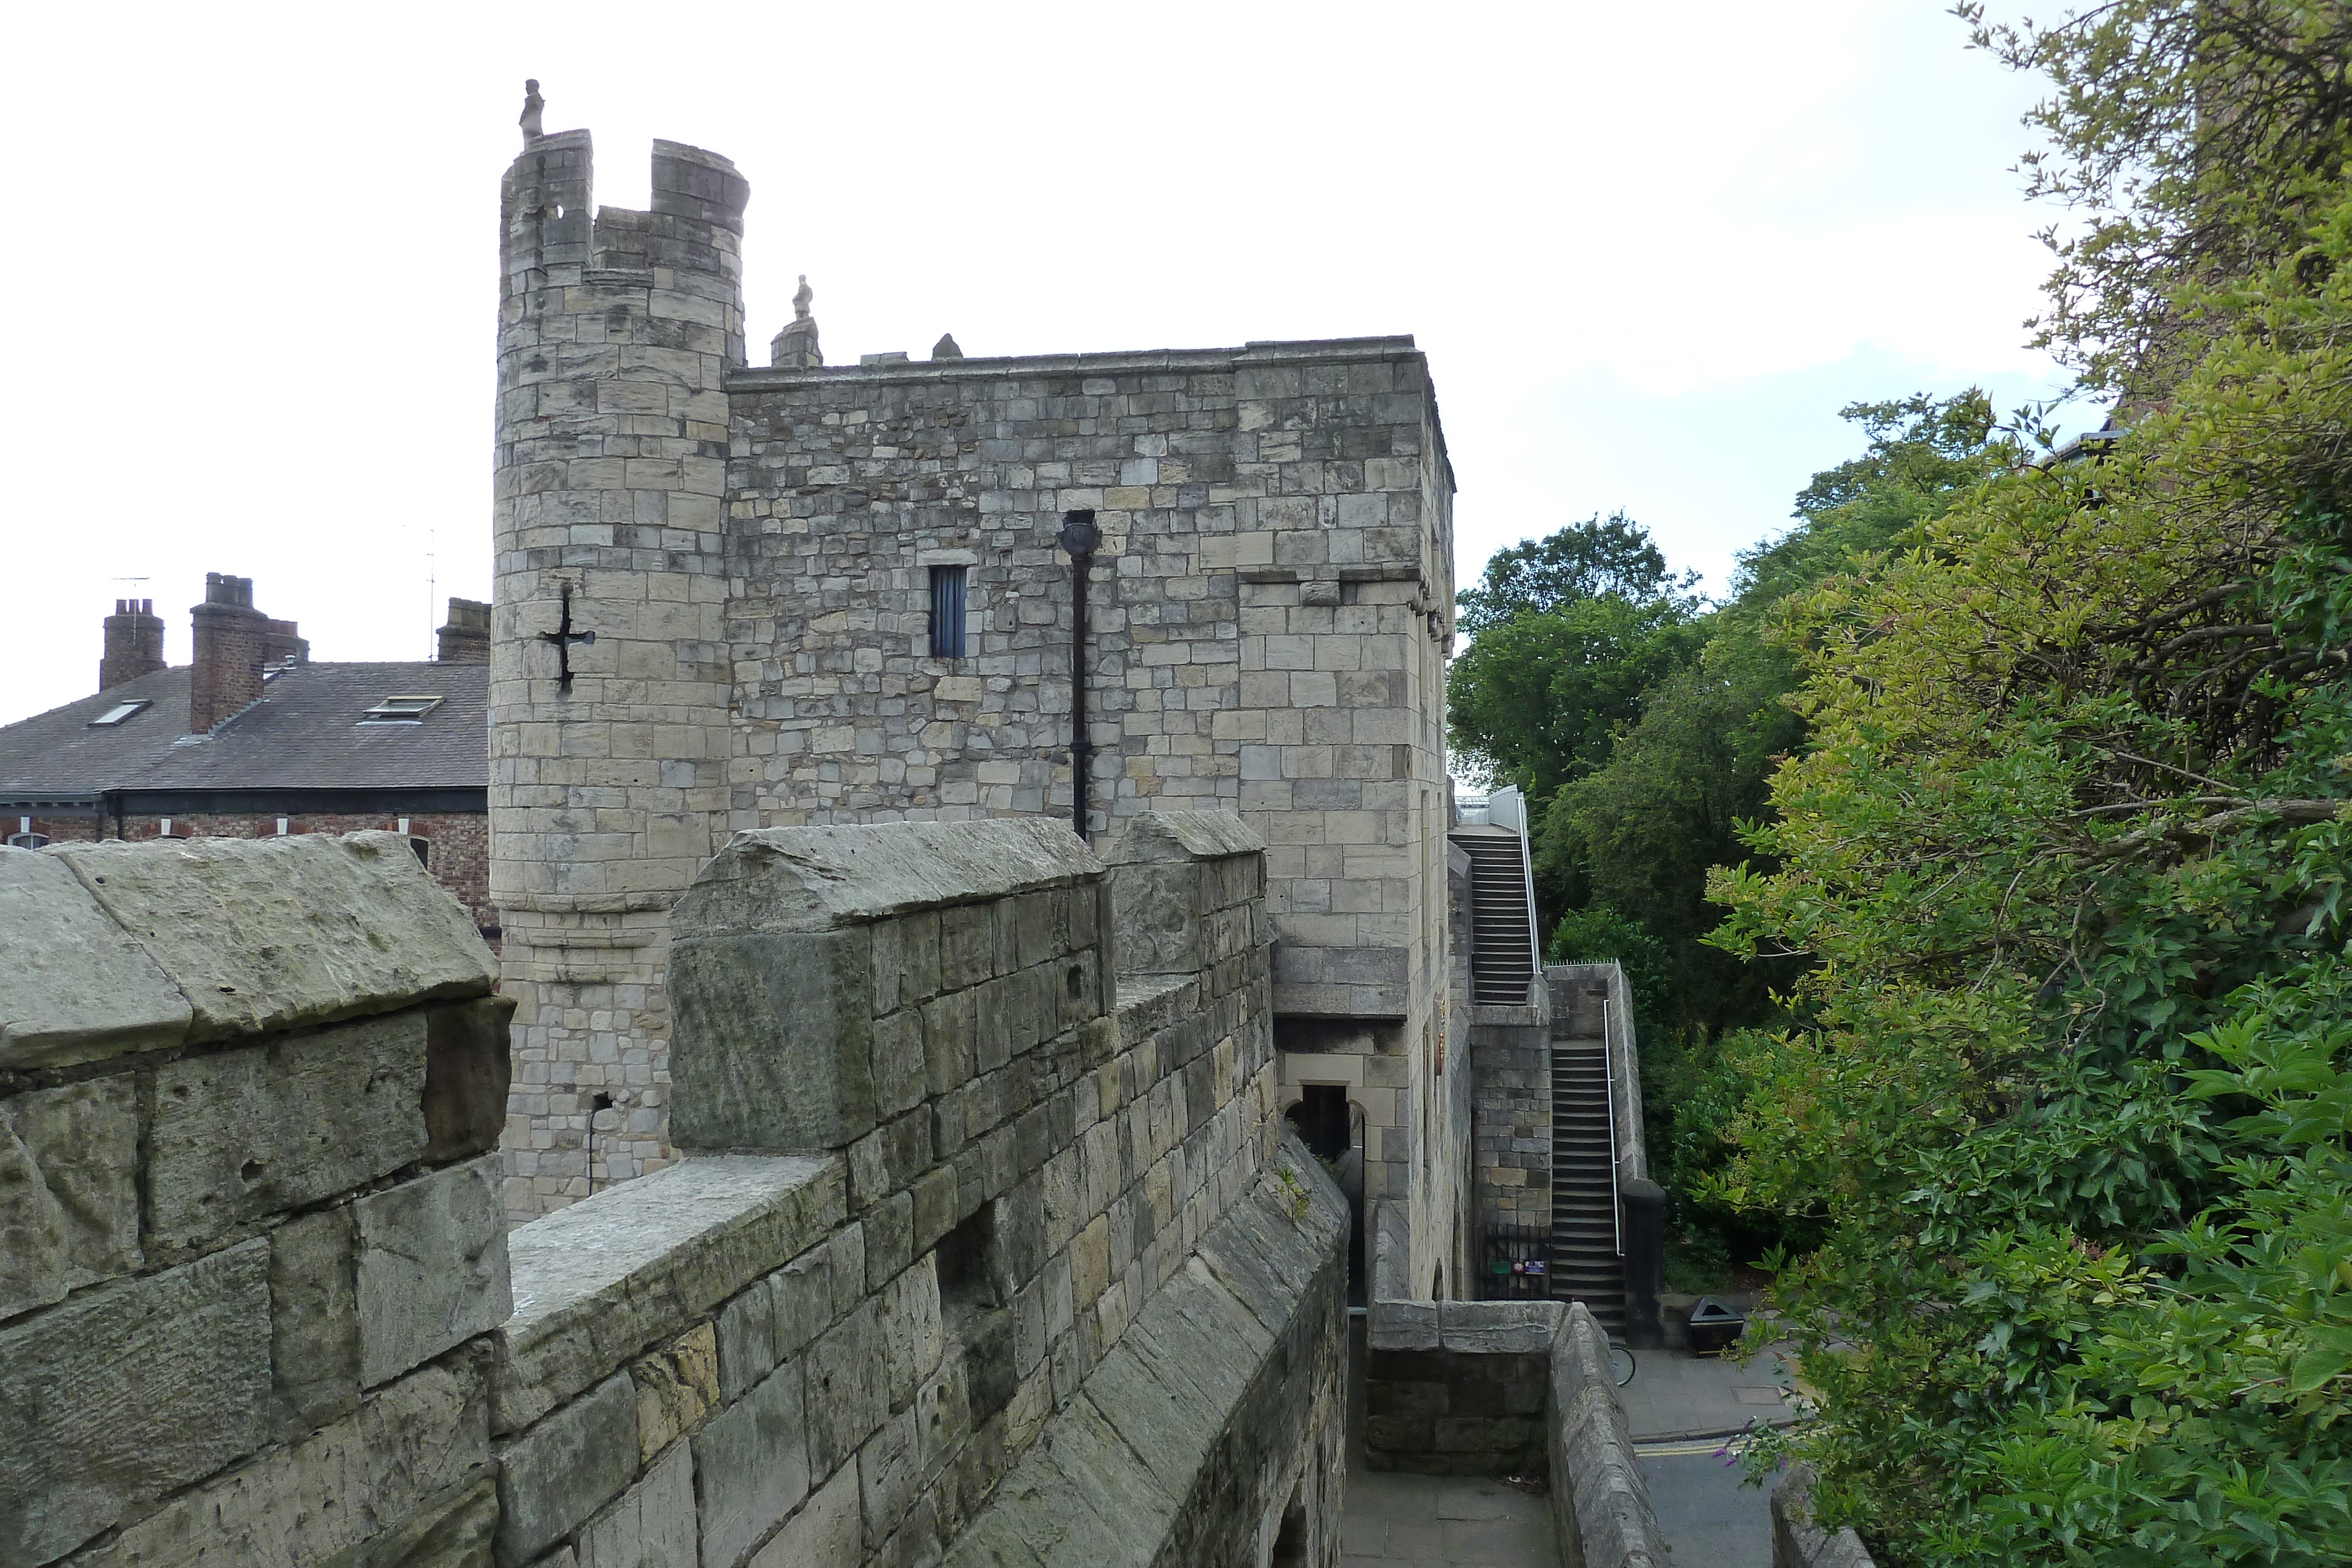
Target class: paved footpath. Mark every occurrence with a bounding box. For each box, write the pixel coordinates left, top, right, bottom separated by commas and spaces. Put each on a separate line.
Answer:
1341, 1471, 1557, 1567
1339, 1321, 1800, 1566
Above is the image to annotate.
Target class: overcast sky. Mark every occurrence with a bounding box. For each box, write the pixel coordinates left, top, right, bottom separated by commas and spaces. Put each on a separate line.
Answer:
0, 1, 2077, 727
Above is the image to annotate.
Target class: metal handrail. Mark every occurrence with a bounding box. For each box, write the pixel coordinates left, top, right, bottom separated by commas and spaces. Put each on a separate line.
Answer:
1599, 983, 1623, 1258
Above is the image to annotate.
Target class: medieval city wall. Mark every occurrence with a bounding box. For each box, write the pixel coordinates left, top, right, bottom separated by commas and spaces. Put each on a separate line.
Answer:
2, 815, 1347, 1568
723, 339, 1464, 1285
484, 127, 1469, 1306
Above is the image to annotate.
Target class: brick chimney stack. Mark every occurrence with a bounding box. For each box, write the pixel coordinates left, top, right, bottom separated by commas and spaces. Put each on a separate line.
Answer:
436, 597, 490, 663
262, 617, 310, 668
99, 599, 165, 691
189, 573, 271, 733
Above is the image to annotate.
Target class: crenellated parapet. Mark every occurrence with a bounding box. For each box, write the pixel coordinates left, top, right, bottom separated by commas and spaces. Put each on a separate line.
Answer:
1, 817, 1349, 1567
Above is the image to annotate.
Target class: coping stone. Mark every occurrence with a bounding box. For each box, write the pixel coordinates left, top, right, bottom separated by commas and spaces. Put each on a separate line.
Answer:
0, 846, 189, 1069
1100, 811, 1265, 864
49, 832, 496, 1044
673, 819, 1100, 937
492, 1156, 840, 1435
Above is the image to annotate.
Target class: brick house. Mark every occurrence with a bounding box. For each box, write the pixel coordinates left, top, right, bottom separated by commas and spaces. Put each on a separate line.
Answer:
0, 577, 495, 936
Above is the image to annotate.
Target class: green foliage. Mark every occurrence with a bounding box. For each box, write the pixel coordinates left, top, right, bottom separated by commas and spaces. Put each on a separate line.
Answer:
1715, 190, 2352, 1564
1446, 531, 1706, 796
1529, 392, 2002, 1037
1961, 0, 2352, 390
1455, 509, 1699, 633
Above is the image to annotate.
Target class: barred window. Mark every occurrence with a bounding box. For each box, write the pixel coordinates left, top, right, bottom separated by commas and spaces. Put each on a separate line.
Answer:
929, 565, 967, 659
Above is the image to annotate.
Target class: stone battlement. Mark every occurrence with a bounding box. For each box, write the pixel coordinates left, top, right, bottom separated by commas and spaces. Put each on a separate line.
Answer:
2, 814, 1348, 1567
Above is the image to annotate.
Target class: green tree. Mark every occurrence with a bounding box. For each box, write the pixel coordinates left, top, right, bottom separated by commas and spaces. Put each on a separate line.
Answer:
1962, 0, 2352, 390
1455, 509, 1699, 633
1535, 390, 2003, 1035
1446, 516, 1705, 797
1708, 188, 2352, 1564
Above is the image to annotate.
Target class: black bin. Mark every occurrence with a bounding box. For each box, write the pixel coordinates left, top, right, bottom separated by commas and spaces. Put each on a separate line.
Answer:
1686, 1295, 1746, 1356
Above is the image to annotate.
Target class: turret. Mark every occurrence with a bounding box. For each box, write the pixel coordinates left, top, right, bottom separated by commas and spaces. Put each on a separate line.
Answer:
488, 93, 747, 1216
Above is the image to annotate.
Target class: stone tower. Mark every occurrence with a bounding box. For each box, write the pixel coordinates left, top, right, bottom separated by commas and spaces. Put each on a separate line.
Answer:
489, 127, 745, 1212
489, 120, 1472, 1297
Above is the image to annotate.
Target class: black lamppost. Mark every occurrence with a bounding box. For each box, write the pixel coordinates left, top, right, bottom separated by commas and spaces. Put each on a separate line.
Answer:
1057, 510, 1101, 838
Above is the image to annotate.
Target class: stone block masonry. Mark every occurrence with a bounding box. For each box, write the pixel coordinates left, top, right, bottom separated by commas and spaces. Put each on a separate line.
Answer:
2, 813, 1348, 1567
0, 831, 509, 1567
489, 125, 1470, 1305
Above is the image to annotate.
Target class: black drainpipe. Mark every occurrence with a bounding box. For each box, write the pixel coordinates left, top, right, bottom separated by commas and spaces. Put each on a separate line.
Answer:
1057, 509, 1101, 838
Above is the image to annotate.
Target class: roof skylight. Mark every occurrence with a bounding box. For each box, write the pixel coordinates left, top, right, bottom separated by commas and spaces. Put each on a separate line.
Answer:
88, 700, 151, 727
358, 695, 443, 725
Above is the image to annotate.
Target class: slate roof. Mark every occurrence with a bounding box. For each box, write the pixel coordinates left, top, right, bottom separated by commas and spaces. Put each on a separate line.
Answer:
0, 662, 488, 800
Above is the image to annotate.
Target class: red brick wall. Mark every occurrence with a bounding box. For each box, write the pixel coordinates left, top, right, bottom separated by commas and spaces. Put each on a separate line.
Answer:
13, 811, 493, 938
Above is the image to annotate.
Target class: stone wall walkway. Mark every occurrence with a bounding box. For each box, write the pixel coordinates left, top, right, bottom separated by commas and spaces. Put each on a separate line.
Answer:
1340, 1472, 1556, 1567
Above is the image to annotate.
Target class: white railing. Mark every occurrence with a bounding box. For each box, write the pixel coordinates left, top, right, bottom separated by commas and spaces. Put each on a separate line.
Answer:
1599, 982, 1624, 1258
1487, 784, 1545, 1001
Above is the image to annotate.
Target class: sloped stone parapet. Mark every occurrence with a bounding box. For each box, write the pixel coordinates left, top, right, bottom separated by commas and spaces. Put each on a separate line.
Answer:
0, 833, 507, 1568
1772, 1465, 1876, 1568
1549, 1306, 1666, 1568
941, 1136, 1348, 1568
8, 813, 1338, 1567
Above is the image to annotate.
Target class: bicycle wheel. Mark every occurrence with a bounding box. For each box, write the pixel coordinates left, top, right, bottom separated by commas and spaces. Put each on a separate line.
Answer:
1608, 1345, 1636, 1388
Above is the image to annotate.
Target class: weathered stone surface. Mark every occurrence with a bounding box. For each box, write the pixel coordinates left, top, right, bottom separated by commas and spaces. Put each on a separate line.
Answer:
355, 1155, 512, 1387
673, 821, 1101, 938
75, 1362, 490, 1568
273, 1203, 364, 1430
492, 1156, 841, 1435
749, 1462, 860, 1567
805, 1300, 886, 1479
941, 1144, 1346, 1567
1438, 1298, 1562, 1354
1772, 1464, 1877, 1568
425, 997, 516, 1164
324, 1475, 499, 1568
0, 1239, 273, 1565
323, 1475, 499, 1568
694, 1360, 811, 1568
577, 1443, 697, 1568
0, 1076, 141, 1319
495, 1373, 639, 1566
669, 930, 877, 1152
147, 1010, 431, 1258
51, 832, 496, 1043
631, 1322, 720, 1460
0, 847, 189, 1069
1549, 1303, 1669, 1568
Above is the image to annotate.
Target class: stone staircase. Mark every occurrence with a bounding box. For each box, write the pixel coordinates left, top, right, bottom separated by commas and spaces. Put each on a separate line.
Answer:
1549, 1039, 1626, 1335
1455, 831, 1537, 1005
